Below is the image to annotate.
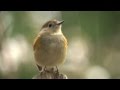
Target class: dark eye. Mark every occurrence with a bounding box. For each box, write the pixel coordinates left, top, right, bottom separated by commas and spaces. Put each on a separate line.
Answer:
49, 24, 52, 28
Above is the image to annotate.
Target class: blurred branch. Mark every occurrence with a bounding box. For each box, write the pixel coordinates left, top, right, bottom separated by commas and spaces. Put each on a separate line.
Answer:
32, 69, 68, 79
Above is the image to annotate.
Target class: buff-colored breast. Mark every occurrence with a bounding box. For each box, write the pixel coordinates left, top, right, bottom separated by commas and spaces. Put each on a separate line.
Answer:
33, 33, 67, 67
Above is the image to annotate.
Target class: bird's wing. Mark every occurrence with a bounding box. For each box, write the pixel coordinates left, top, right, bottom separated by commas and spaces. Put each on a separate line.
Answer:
63, 35, 68, 49
33, 35, 41, 51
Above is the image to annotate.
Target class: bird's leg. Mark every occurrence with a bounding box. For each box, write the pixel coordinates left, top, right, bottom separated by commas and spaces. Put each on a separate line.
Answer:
53, 66, 60, 79
55, 66, 59, 75
43, 66, 46, 71
36, 65, 45, 78
37, 64, 43, 72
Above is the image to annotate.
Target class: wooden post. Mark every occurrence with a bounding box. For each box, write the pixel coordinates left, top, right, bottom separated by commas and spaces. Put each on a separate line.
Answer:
32, 69, 68, 79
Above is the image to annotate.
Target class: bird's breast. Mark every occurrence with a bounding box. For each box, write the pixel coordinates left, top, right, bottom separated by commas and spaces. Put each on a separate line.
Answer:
40, 34, 66, 50
34, 34, 67, 66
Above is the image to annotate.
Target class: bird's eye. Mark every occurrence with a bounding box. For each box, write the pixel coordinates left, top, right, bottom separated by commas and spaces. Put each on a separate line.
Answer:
49, 24, 52, 28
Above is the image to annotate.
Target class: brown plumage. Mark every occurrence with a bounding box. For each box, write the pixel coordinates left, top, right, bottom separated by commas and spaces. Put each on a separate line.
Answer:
33, 19, 68, 71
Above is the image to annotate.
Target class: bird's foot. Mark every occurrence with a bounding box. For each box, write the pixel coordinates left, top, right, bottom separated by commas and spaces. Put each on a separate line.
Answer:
54, 66, 60, 79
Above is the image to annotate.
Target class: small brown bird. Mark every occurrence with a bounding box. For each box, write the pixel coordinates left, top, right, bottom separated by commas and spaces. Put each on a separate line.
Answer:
33, 19, 68, 73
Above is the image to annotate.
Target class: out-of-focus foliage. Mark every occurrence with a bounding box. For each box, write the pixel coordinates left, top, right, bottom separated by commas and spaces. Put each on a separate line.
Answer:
0, 11, 120, 79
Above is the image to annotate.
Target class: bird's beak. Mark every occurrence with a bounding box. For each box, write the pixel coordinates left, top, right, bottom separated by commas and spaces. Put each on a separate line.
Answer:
57, 20, 64, 25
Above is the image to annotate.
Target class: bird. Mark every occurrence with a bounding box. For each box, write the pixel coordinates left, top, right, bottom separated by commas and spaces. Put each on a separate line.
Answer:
33, 19, 68, 74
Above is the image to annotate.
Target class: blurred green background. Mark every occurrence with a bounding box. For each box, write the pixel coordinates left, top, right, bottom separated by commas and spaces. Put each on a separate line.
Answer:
0, 11, 120, 79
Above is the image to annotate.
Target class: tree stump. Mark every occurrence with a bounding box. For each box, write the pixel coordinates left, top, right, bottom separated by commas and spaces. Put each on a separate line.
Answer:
32, 68, 68, 79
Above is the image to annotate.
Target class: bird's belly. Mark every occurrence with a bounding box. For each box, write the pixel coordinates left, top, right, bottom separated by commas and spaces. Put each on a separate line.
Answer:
34, 40, 67, 67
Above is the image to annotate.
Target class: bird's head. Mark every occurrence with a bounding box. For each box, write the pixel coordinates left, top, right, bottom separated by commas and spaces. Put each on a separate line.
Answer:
40, 19, 64, 35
